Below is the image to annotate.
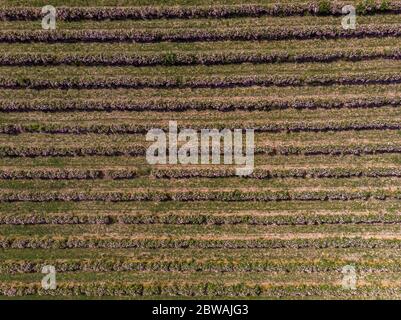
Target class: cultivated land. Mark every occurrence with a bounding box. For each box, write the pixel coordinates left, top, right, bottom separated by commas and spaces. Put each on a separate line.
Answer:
2, 0, 401, 299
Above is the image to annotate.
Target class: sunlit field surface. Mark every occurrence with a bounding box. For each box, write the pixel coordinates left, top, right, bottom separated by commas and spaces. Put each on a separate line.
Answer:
2, 0, 401, 299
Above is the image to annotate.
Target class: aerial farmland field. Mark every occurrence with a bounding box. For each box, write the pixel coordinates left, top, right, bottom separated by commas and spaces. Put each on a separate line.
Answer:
2, 0, 401, 300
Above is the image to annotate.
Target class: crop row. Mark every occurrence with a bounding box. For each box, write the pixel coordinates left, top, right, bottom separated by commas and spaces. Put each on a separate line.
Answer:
4, 282, 401, 298
1, 167, 400, 180
2, 144, 401, 157
3, 26, 401, 43
1, 96, 401, 112
255, 144, 401, 156
153, 167, 401, 179
0, 190, 399, 202
2, 212, 401, 226
3, 120, 401, 135
0, 168, 137, 179
0, 281, 263, 297
2, 236, 401, 249
0, 146, 146, 157
0, 2, 398, 21
0, 214, 111, 225
2, 282, 385, 298
0, 258, 394, 274
4, 50, 401, 67
3, 74, 401, 90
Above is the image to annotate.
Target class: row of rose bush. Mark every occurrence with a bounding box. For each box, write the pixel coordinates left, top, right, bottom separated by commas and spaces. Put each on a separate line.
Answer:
1, 166, 399, 180
1, 282, 400, 298
0, 236, 400, 249
0, 258, 392, 274
152, 167, 401, 179
2, 120, 401, 134
0, 2, 397, 21
1, 144, 401, 157
1, 25, 401, 43
0, 49, 400, 66
0, 190, 398, 202
0, 168, 137, 179
0, 96, 399, 112
0, 145, 146, 157
3, 73, 401, 90
1, 212, 399, 225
